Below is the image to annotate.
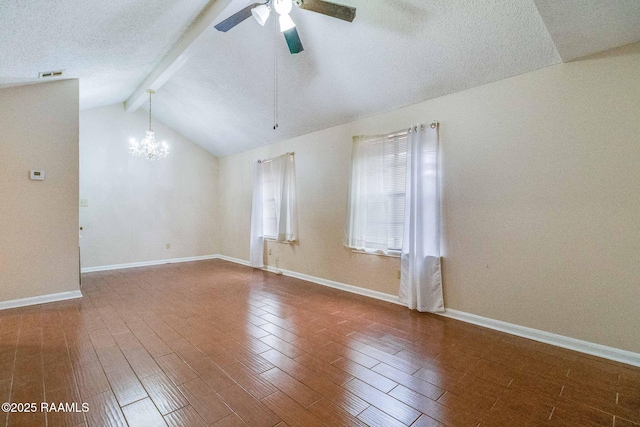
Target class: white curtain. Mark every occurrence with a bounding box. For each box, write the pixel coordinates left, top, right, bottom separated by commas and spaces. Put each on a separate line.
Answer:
249, 153, 297, 268
250, 160, 265, 268
344, 135, 396, 253
399, 124, 444, 312
272, 154, 297, 242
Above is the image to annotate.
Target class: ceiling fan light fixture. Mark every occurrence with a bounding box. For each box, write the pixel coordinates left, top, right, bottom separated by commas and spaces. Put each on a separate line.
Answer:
279, 13, 295, 32
251, 4, 270, 26
273, 0, 293, 15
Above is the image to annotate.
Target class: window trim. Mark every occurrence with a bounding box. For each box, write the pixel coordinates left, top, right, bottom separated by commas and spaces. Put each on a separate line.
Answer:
345, 129, 409, 254
351, 248, 401, 258
265, 237, 296, 245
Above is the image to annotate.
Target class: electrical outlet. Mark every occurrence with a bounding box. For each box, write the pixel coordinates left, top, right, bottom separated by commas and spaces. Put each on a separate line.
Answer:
166, 243, 171, 249
397, 270, 401, 279
268, 248, 272, 255
80, 199, 89, 207
30, 170, 45, 181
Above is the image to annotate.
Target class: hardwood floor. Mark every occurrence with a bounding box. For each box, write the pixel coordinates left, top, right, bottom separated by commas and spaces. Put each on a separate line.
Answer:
0, 259, 638, 426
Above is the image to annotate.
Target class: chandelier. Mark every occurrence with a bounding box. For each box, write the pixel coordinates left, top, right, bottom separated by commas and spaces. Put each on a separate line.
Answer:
129, 89, 169, 161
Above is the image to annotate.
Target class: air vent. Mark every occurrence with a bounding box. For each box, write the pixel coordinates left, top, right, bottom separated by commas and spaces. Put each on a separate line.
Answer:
38, 70, 64, 78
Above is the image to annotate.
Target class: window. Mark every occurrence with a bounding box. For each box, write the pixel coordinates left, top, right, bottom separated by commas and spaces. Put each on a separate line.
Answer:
384, 134, 407, 250
345, 132, 408, 253
259, 154, 296, 242
250, 152, 297, 267
262, 161, 278, 239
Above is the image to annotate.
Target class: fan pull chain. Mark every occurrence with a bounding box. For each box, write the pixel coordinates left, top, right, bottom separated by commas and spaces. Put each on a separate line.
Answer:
273, 14, 279, 130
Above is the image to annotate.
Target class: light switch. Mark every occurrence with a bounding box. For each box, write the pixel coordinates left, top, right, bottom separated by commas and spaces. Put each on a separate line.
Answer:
80, 199, 89, 207
30, 170, 45, 181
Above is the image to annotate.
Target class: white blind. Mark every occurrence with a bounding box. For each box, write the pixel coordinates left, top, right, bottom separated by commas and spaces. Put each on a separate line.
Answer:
262, 162, 277, 238
251, 153, 297, 267
345, 132, 407, 253
260, 154, 297, 241
384, 134, 407, 250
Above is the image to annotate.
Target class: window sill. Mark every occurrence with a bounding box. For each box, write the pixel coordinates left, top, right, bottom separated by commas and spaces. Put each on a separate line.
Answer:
264, 237, 296, 245
351, 249, 401, 259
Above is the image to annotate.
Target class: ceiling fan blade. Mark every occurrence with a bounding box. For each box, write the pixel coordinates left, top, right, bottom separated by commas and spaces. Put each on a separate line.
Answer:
283, 28, 304, 54
214, 3, 260, 32
295, 0, 356, 22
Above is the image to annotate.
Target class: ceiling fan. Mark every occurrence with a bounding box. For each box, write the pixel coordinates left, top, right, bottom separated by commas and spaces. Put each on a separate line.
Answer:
214, 0, 356, 54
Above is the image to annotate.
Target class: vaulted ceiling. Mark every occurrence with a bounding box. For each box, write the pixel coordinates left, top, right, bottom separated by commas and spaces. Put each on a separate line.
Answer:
0, 0, 210, 106
1, 0, 639, 156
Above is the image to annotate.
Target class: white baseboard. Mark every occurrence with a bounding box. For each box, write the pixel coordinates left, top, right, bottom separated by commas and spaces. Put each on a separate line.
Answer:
264, 265, 402, 306
216, 254, 400, 305
0, 290, 82, 311
216, 255, 640, 367
81, 255, 219, 273
215, 254, 251, 267
439, 309, 640, 367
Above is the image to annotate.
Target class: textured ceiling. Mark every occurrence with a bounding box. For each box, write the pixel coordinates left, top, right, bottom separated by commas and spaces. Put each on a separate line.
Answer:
151, 0, 562, 156
0, 0, 209, 109
534, 0, 640, 62
1, 1, 639, 157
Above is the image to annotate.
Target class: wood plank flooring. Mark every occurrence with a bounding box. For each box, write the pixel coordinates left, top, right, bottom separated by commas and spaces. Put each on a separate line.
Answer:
0, 259, 638, 426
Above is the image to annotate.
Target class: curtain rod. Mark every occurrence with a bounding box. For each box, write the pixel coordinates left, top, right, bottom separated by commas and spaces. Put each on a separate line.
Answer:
258, 152, 295, 164
407, 121, 439, 134
389, 121, 439, 138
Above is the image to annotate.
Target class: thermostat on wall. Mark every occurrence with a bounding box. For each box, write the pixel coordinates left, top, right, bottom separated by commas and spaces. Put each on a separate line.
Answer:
30, 170, 45, 181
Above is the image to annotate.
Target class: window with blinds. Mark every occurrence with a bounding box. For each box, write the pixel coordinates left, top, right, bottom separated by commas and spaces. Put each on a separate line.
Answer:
262, 162, 278, 238
345, 132, 408, 253
384, 134, 407, 250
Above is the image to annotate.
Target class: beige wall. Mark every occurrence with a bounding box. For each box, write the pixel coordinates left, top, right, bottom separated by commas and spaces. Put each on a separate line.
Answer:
0, 80, 80, 302
79, 104, 219, 268
218, 42, 640, 353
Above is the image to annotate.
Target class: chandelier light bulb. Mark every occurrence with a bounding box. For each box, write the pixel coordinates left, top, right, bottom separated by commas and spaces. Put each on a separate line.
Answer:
129, 130, 169, 161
